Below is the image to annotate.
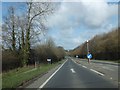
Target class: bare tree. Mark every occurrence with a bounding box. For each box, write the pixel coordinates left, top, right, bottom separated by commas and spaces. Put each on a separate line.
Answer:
2, 2, 58, 66
2, 6, 17, 51
70, 28, 119, 60
22, 2, 56, 66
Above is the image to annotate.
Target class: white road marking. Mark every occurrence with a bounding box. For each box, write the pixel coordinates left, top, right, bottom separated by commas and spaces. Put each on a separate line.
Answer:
82, 66, 87, 68
71, 59, 78, 64
110, 77, 112, 79
70, 68, 76, 73
90, 69, 104, 76
75, 61, 77, 64
39, 60, 67, 88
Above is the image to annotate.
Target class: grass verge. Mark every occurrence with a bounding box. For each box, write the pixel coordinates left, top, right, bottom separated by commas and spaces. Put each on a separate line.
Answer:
2, 60, 64, 88
94, 59, 120, 63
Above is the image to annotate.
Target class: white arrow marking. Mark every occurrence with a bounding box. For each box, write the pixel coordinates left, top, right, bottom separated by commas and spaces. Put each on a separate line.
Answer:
70, 68, 76, 73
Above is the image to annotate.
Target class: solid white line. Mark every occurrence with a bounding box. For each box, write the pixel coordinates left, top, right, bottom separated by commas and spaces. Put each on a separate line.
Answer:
82, 66, 87, 68
39, 60, 68, 88
90, 69, 104, 76
70, 68, 76, 73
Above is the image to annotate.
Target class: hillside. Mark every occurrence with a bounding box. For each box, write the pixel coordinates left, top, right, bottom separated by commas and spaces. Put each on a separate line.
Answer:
70, 28, 120, 60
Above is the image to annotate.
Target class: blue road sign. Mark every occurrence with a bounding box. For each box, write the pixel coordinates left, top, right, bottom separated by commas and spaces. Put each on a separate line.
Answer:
87, 53, 92, 59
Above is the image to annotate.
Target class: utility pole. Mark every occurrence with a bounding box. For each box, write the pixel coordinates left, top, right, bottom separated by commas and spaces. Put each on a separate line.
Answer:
35, 60, 37, 68
87, 40, 90, 63
87, 40, 89, 54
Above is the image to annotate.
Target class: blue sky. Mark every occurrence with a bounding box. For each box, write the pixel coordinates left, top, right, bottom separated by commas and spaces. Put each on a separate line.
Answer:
1, 0, 118, 50
2, 2, 26, 20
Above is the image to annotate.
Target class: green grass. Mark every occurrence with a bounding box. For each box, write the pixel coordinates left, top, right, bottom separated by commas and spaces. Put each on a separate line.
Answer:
2, 60, 64, 88
94, 59, 120, 63
0, 74, 2, 90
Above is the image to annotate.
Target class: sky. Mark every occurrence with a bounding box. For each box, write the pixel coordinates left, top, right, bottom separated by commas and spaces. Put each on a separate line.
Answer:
1, 0, 119, 50
46, 0, 118, 50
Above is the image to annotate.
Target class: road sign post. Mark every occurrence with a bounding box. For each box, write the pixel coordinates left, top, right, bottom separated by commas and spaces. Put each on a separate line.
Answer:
87, 40, 89, 54
47, 59, 52, 64
87, 40, 89, 63
86, 40, 92, 63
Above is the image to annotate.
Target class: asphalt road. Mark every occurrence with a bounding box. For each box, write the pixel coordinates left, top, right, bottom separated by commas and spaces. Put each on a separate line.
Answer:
73, 58, 119, 83
41, 58, 118, 88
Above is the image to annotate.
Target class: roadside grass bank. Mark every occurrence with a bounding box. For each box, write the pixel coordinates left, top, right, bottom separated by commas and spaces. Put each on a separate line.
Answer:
93, 59, 120, 64
74, 57, 120, 64
2, 60, 65, 88
0, 74, 2, 90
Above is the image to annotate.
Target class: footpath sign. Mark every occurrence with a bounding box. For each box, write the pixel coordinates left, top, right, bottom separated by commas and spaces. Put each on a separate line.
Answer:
87, 53, 92, 59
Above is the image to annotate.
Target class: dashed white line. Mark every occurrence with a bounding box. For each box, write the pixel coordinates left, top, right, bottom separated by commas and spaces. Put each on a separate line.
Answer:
82, 66, 87, 68
90, 69, 104, 76
110, 77, 112, 79
70, 68, 76, 73
39, 60, 67, 88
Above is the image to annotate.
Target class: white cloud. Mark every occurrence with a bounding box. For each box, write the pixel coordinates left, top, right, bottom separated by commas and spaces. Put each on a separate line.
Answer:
47, 0, 117, 29
46, 0, 118, 49
82, 1, 109, 28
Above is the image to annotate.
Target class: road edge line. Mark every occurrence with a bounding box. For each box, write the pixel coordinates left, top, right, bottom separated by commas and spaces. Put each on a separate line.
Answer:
39, 59, 68, 88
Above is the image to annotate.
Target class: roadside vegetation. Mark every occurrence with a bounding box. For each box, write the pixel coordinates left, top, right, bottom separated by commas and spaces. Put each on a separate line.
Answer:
2, 38, 65, 72
70, 28, 120, 62
2, 2, 65, 72
2, 2, 65, 88
2, 60, 64, 88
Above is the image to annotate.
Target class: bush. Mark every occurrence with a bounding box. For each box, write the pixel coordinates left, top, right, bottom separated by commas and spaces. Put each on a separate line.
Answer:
34, 45, 65, 64
70, 28, 120, 60
2, 50, 21, 71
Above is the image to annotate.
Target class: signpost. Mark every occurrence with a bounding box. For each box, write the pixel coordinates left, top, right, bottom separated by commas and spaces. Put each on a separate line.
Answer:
47, 58, 52, 64
86, 40, 92, 63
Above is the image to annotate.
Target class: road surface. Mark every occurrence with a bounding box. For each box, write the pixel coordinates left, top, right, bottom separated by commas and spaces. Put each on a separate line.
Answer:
42, 58, 118, 88
25, 58, 119, 89
73, 58, 119, 83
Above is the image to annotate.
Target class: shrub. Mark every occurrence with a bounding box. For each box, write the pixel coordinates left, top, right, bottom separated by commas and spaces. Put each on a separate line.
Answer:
2, 50, 21, 71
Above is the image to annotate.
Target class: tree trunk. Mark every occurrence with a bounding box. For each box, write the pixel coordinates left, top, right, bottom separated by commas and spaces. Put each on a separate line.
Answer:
23, 2, 32, 66
11, 7, 16, 51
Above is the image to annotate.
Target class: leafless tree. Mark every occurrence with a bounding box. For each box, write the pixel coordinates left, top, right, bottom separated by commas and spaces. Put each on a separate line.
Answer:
22, 2, 57, 66
2, 6, 17, 51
